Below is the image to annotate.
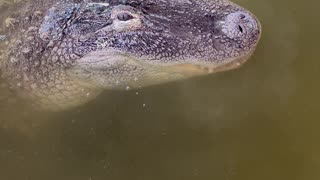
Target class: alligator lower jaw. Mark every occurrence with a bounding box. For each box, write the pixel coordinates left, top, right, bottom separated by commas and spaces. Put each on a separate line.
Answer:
168, 53, 252, 76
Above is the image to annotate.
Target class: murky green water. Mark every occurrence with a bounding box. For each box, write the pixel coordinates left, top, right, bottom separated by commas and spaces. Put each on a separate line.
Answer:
0, 0, 319, 179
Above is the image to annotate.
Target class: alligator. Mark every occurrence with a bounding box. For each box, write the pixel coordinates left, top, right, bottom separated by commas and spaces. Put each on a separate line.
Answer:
0, 0, 261, 111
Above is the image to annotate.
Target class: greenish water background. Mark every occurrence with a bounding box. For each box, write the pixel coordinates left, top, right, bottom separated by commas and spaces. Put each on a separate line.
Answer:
0, 0, 319, 179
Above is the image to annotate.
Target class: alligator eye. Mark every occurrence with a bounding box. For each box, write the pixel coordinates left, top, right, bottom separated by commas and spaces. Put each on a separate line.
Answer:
117, 13, 134, 21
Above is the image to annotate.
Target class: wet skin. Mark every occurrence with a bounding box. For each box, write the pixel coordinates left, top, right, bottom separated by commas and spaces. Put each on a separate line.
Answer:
0, 0, 261, 110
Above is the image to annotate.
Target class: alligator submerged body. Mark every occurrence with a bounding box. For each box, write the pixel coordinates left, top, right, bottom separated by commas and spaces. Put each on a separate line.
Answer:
0, 0, 261, 110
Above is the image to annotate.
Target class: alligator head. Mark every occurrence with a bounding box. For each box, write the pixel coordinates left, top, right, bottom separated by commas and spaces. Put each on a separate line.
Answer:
3, 0, 261, 110
54, 0, 261, 88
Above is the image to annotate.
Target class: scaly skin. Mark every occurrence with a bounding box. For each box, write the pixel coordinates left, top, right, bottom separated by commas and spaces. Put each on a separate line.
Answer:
0, 0, 261, 111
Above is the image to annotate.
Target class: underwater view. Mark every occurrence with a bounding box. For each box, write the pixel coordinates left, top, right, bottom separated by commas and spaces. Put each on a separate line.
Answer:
0, 0, 319, 179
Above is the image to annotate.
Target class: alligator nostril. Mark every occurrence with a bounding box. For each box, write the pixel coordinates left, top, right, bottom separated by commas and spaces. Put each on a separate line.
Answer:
238, 25, 243, 33
240, 14, 246, 19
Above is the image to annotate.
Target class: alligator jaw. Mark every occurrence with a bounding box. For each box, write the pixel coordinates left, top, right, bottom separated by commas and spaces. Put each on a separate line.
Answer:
160, 53, 253, 77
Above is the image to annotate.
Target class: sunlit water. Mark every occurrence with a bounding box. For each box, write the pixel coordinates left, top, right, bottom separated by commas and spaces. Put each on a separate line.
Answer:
0, 0, 319, 179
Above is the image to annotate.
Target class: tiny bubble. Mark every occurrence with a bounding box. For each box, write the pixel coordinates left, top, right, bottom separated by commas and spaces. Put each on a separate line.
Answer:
126, 86, 130, 91
142, 103, 146, 108
135, 92, 139, 95
0, 35, 6, 41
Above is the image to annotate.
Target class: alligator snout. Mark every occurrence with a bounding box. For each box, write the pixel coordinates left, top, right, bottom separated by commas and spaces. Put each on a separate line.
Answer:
220, 11, 261, 43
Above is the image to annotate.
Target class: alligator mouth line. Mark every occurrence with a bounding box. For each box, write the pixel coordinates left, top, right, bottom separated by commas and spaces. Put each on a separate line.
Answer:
165, 53, 252, 76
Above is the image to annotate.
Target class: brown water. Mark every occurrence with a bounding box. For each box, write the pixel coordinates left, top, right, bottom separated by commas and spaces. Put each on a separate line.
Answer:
0, 0, 319, 179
